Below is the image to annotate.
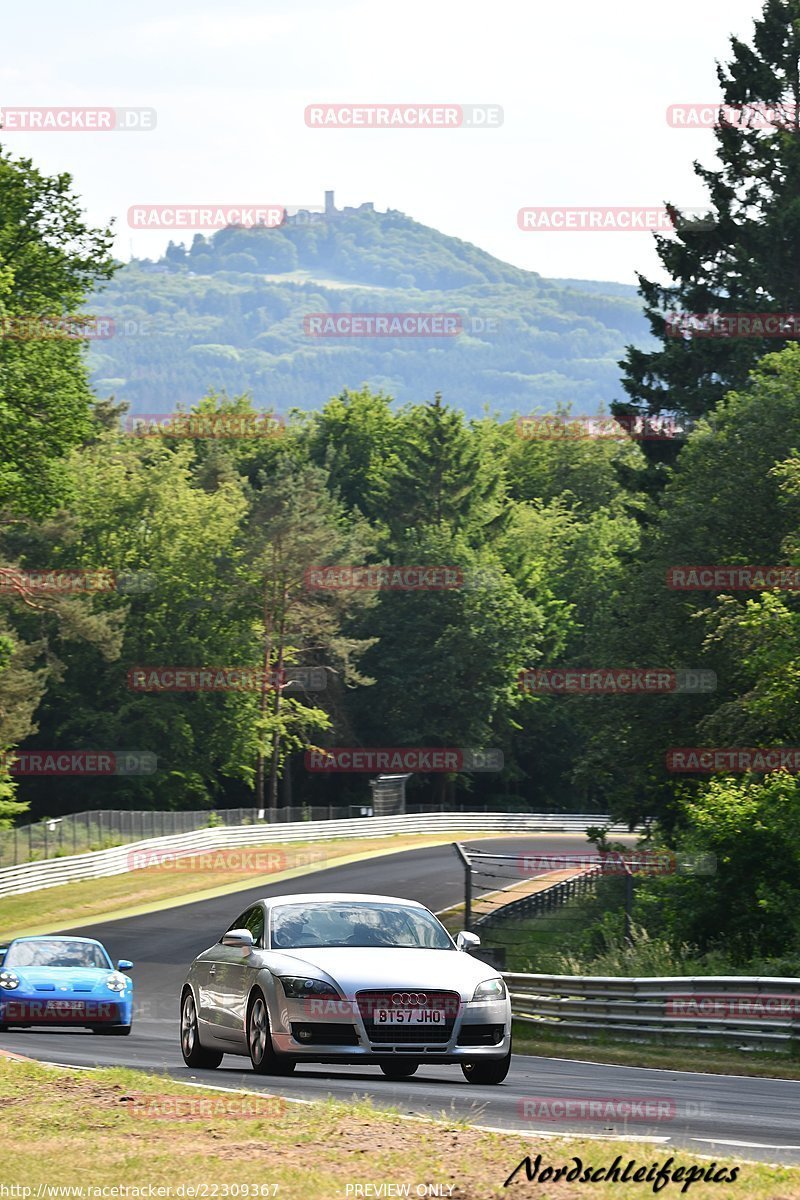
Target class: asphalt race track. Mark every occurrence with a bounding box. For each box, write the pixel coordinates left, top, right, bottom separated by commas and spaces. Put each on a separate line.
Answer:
2, 835, 799, 1166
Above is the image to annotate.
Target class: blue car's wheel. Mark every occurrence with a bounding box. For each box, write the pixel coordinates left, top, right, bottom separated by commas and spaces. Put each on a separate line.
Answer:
180, 989, 222, 1069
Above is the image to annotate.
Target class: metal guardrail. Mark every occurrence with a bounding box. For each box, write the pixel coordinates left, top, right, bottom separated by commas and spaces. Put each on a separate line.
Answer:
505, 973, 800, 1050
0, 813, 626, 899
474, 865, 602, 927
0, 804, 612, 867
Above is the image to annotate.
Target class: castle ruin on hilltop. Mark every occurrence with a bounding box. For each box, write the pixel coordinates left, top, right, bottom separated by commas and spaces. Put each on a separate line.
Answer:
282, 191, 376, 225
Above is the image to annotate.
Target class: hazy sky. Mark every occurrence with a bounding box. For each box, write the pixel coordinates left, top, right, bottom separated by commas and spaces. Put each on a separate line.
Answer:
1, 0, 765, 284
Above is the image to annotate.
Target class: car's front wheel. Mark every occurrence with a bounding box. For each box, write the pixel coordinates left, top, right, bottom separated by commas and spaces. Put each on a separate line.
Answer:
461, 1048, 511, 1085
379, 1060, 419, 1079
180, 989, 223, 1069
247, 991, 295, 1075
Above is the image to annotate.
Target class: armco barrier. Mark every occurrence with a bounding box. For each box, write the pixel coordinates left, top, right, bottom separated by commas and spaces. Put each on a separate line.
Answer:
474, 865, 602, 927
0, 813, 627, 899
505, 973, 800, 1050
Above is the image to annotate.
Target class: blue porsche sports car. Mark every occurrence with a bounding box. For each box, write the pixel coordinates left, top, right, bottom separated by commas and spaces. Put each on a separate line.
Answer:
0, 935, 133, 1035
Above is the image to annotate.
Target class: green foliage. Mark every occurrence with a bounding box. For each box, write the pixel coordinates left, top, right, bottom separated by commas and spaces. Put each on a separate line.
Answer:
638, 773, 800, 963
86, 208, 651, 419
620, 0, 800, 428
0, 143, 115, 516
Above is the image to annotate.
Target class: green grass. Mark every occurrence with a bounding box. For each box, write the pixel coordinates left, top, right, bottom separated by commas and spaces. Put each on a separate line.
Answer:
2, 1056, 799, 1199
513, 1020, 800, 1079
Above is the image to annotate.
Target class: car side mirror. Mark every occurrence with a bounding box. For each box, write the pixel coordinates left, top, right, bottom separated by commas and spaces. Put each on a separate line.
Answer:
222, 929, 255, 953
456, 930, 481, 951
117, 959, 133, 972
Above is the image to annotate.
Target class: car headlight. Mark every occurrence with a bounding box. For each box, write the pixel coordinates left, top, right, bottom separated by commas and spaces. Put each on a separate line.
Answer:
472, 977, 506, 1001
279, 976, 339, 999
0, 970, 19, 990
105, 974, 127, 993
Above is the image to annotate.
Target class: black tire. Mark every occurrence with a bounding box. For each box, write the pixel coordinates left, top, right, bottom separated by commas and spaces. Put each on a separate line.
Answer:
379, 1060, 419, 1079
461, 1047, 511, 1085
180, 989, 223, 1069
247, 991, 295, 1075
92, 1025, 132, 1036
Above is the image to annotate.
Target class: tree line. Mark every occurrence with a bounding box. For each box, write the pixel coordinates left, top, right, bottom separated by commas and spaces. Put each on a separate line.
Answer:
3, 0, 800, 968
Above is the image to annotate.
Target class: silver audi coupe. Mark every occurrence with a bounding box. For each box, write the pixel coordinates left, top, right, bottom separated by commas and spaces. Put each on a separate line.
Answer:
179, 892, 512, 1083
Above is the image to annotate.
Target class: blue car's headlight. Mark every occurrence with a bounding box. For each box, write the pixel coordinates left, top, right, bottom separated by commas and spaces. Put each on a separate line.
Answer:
105, 974, 128, 993
472, 977, 506, 1001
0, 970, 19, 990
279, 976, 339, 999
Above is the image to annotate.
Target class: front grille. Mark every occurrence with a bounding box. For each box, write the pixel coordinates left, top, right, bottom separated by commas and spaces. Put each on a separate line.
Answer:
458, 1023, 505, 1047
368, 1023, 452, 1044
290, 1022, 360, 1046
356, 989, 460, 1045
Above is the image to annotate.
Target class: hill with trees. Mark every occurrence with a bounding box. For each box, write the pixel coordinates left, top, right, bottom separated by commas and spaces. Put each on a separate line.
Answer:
88, 200, 650, 418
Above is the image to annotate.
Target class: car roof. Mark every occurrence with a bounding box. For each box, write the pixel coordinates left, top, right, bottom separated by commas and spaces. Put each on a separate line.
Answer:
260, 893, 427, 909
8, 935, 104, 945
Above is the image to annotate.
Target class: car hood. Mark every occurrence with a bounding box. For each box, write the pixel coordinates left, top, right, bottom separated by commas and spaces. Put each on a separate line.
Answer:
265, 947, 498, 998
8, 966, 123, 992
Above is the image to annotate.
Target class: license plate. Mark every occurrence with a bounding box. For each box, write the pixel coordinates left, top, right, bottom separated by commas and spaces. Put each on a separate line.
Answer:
374, 1008, 445, 1024
6, 1000, 87, 1020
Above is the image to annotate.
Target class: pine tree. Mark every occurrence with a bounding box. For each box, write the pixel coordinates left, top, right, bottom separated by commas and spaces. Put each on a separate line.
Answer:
385, 393, 504, 538
618, 0, 800, 438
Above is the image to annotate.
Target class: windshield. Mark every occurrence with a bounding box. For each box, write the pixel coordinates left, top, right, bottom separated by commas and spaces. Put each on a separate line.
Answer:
269, 902, 454, 950
5, 939, 111, 969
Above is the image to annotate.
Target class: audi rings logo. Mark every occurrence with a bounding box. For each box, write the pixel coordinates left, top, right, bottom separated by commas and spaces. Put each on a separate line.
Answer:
391, 992, 427, 1006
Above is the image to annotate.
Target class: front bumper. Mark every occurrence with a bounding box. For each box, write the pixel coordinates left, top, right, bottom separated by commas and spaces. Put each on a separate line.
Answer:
270, 993, 511, 1061
0, 995, 132, 1027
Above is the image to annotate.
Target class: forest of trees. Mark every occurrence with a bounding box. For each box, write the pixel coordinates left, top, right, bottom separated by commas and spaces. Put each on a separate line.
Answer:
4, 0, 800, 971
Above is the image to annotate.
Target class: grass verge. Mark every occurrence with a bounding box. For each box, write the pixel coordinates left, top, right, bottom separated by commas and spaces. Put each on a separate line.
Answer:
1, 1056, 798, 1199
512, 1021, 800, 1080
0, 829, 519, 941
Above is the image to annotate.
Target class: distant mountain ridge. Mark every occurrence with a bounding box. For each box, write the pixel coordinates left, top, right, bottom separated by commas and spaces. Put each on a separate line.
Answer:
89, 193, 652, 418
